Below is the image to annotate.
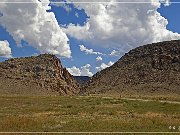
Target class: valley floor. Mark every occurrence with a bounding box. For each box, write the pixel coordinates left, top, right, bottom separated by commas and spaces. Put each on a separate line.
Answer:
0, 95, 179, 134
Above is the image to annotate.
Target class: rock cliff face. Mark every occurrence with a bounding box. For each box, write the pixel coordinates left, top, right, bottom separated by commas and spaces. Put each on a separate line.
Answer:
0, 54, 79, 95
82, 40, 180, 96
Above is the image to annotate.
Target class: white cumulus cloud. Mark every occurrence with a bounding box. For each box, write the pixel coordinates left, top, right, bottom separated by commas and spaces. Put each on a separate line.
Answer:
79, 45, 103, 55
109, 50, 120, 56
67, 66, 81, 76
81, 64, 93, 76
96, 61, 114, 71
63, 23, 92, 40
96, 56, 103, 61
0, 40, 12, 58
0, 0, 71, 58
67, 64, 93, 77
64, 0, 180, 53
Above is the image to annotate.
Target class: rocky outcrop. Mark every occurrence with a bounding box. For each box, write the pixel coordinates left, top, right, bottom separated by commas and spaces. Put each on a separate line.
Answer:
82, 40, 180, 96
0, 54, 79, 95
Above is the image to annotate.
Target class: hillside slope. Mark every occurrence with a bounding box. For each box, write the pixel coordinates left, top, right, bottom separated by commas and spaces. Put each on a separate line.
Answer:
0, 54, 79, 95
82, 40, 180, 96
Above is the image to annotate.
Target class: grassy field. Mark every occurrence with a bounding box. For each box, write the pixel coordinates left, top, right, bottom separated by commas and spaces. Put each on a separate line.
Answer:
0, 95, 179, 133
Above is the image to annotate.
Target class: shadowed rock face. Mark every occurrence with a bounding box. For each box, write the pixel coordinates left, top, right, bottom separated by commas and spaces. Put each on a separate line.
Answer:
82, 40, 180, 96
73, 76, 90, 85
0, 54, 80, 95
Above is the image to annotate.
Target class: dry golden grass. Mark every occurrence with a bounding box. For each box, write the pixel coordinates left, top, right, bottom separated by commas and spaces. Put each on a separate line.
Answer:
0, 95, 179, 133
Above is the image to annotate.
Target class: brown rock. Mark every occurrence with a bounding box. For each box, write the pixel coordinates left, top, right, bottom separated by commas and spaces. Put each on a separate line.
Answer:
82, 40, 180, 96
0, 54, 79, 95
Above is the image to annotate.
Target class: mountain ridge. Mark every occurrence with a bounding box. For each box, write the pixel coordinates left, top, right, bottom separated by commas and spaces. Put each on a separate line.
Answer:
81, 40, 180, 96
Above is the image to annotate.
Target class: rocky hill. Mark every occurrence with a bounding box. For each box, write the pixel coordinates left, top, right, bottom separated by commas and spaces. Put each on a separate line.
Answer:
82, 40, 180, 96
0, 54, 79, 95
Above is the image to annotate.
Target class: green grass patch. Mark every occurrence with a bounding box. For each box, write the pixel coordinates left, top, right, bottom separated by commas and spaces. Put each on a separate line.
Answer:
0, 95, 179, 132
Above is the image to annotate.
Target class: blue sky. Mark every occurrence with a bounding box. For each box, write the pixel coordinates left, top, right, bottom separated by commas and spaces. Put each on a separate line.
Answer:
0, 0, 180, 76
158, 2, 180, 33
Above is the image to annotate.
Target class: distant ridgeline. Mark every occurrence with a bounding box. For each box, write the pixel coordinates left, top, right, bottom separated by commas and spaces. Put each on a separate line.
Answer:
81, 40, 180, 97
73, 76, 90, 85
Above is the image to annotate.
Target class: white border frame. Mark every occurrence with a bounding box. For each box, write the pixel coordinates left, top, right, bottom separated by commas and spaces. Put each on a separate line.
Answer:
0, 1, 180, 4
0, 0, 180, 134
